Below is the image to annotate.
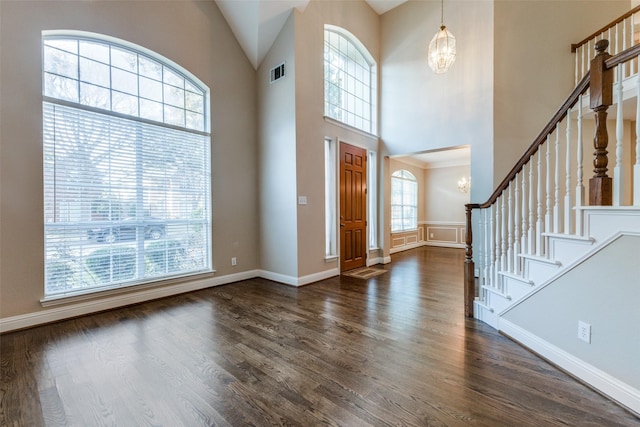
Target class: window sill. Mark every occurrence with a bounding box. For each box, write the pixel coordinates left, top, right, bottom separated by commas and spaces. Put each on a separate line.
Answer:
41, 270, 216, 307
324, 255, 339, 262
323, 116, 378, 139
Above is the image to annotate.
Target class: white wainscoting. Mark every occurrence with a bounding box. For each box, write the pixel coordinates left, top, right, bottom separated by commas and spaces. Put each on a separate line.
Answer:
390, 226, 425, 254
390, 221, 465, 254
424, 221, 465, 248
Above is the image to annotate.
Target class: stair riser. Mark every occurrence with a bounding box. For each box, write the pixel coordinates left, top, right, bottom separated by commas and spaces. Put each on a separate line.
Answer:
547, 238, 593, 266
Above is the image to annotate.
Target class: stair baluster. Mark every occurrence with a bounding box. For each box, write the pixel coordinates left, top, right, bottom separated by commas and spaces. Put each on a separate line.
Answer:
536, 150, 543, 255
636, 61, 640, 206
576, 94, 585, 235
528, 162, 535, 254
494, 196, 502, 290
480, 208, 492, 286
565, 107, 573, 234
521, 167, 528, 254
501, 193, 507, 280
614, 65, 625, 206
507, 184, 514, 273
554, 124, 561, 233
489, 204, 496, 289
513, 172, 521, 275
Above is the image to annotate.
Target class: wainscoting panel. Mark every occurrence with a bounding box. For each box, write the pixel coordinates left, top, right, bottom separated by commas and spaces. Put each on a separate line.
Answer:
389, 222, 465, 254
424, 221, 465, 248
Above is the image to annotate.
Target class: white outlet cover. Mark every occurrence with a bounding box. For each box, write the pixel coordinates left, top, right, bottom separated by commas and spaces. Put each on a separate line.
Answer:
578, 320, 591, 343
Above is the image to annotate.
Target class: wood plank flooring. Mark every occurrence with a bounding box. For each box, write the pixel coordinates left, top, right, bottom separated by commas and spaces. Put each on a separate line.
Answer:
1, 246, 638, 426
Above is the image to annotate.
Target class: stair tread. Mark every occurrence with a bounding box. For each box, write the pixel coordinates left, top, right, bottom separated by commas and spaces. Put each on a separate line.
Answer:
497, 270, 536, 285
541, 232, 595, 243
518, 253, 562, 266
480, 284, 512, 299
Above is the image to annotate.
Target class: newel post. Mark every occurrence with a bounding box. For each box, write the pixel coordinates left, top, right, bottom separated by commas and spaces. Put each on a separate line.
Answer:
589, 39, 613, 205
464, 204, 475, 317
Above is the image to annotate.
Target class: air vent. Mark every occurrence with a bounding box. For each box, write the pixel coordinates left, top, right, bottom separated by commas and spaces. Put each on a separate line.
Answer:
270, 62, 285, 83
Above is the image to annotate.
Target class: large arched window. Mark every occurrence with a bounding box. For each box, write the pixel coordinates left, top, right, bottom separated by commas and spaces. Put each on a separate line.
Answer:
42, 31, 212, 298
391, 170, 417, 232
324, 26, 377, 134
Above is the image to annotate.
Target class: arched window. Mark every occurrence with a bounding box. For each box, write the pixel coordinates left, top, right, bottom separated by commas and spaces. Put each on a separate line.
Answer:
42, 31, 212, 297
324, 26, 377, 134
391, 170, 417, 232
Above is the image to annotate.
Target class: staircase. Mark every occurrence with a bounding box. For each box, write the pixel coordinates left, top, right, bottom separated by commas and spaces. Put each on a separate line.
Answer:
464, 10, 640, 415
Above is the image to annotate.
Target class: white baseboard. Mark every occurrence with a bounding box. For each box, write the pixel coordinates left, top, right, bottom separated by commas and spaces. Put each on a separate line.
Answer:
258, 268, 339, 286
368, 256, 386, 266
0, 270, 260, 334
424, 241, 465, 249
499, 318, 640, 414
0, 267, 343, 333
390, 241, 427, 254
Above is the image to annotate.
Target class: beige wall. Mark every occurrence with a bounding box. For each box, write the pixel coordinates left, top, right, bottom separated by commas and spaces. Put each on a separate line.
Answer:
424, 164, 470, 223
258, 12, 299, 278
388, 159, 470, 251
493, 0, 630, 187
294, 1, 381, 276
380, 0, 495, 202
0, 1, 258, 319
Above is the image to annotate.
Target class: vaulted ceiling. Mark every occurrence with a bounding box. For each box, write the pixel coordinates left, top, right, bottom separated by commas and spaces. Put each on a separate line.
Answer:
214, 0, 408, 69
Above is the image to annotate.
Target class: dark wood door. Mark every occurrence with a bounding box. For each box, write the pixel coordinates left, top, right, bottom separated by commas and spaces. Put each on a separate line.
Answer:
340, 143, 367, 271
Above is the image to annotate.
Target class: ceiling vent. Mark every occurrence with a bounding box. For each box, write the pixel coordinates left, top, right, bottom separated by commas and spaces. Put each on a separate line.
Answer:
270, 63, 285, 83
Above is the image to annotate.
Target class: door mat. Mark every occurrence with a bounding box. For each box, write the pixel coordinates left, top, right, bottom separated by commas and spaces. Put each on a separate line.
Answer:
342, 267, 388, 280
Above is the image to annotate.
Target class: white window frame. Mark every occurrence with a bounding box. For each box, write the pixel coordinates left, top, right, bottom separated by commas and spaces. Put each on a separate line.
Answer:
368, 150, 378, 249
42, 30, 212, 300
325, 138, 338, 259
391, 170, 418, 233
324, 25, 377, 135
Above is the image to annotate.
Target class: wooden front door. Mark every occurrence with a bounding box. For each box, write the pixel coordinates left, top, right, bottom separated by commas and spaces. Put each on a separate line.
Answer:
340, 143, 367, 271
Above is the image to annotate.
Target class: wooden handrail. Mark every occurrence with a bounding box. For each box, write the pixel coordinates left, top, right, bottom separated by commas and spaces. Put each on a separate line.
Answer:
604, 43, 640, 69
464, 40, 638, 317
473, 41, 640, 211
571, 6, 640, 52
475, 72, 590, 210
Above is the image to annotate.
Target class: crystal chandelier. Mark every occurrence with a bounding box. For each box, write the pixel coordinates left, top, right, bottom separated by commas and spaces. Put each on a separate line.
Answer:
428, 0, 456, 74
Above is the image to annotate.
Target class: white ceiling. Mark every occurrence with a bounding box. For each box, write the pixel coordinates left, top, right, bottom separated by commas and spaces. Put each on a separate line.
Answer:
214, 0, 408, 69
395, 146, 471, 169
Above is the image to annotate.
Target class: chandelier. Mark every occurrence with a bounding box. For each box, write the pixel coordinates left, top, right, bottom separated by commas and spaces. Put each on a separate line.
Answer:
428, 0, 456, 74
457, 177, 470, 193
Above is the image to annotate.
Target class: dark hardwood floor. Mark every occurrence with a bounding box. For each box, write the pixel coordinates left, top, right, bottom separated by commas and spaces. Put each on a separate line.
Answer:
1, 246, 638, 426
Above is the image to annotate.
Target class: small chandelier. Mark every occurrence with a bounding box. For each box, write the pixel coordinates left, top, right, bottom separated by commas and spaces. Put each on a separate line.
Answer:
457, 177, 470, 193
428, 0, 456, 74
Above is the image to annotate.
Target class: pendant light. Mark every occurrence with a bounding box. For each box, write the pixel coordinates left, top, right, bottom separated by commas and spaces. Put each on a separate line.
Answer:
428, 0, 456, 74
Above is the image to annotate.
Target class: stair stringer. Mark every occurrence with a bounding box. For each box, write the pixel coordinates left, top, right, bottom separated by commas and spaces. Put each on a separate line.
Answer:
495, 231, 640, 414
475, 208, 640, 327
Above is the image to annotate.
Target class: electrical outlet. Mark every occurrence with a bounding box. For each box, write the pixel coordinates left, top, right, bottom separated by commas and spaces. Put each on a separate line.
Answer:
578, 321, 591, 343
231, 257, 237, 266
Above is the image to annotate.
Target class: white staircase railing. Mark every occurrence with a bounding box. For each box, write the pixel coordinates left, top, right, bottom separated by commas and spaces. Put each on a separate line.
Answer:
463, 39, 640, 319
573, 6, 640, 86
